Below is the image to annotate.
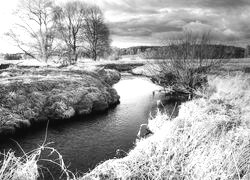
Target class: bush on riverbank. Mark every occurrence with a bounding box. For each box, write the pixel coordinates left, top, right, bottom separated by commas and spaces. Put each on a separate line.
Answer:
81, 73, 250, 179
0, 67, 120, 135
147, 32, 229, 98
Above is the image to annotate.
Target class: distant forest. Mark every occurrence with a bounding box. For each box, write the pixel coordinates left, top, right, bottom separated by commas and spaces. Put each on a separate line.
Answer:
2, 44, 247, 60
115, 45, 246, 59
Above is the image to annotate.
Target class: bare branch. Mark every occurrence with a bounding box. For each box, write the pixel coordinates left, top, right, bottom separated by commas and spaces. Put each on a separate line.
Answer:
7, 0, 55, 62
149, 31, 230, 98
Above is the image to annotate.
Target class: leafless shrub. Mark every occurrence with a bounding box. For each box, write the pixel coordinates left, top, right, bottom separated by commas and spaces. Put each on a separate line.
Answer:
149, 31, 229, 98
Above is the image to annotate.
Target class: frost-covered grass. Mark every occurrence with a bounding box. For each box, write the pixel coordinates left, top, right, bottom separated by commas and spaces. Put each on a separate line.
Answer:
80, 73, 250, 180
0, 141, 77, 180
0, 66, 120, 135
0, 150, 39, 180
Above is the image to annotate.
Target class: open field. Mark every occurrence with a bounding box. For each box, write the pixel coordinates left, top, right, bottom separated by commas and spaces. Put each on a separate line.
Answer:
222, 58, 250, 72
1, 57, 250, 72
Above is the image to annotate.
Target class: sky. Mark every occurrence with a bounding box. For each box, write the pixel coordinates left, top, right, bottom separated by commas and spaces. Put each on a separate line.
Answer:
1, 0, 250, 53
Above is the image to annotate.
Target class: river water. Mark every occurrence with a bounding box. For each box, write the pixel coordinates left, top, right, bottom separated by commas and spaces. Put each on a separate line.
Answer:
0, 76, 178, 179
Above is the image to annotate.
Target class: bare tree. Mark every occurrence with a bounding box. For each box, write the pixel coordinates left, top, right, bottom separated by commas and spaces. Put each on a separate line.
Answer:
6, 0, 55, 62
149, 31, 228, 99
83, 6, 111, 61
53, 1, 86, 64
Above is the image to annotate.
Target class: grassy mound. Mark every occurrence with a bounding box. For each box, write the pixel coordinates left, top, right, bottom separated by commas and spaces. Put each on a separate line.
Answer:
0, 67, 120, 135
81, 73, 250, 180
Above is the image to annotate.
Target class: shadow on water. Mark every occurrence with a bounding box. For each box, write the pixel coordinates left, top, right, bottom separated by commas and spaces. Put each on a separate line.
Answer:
0, 76, 180, 179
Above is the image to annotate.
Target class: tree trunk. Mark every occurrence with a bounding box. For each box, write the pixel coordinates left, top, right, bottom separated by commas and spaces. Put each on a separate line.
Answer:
41, 51, 48, 63
72, 47, 78, 64
93, 49, 97, 61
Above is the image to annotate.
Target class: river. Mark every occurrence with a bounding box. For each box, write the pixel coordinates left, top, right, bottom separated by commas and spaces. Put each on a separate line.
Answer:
0, 76, 178, 179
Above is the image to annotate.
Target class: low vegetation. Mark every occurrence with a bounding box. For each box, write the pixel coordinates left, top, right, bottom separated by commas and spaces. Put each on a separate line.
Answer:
0, 139, 76, 180
148, 32, 230, 98
0, 72, 249, 179
0, 66, 120, 135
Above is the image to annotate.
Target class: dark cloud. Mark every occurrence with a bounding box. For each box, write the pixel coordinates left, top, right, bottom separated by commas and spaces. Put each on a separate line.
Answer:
192, 0, 250, 9
102, 0, 250, 13
109, 15, 184, 37
101, 0, 160, 15
100, 0, 250, 47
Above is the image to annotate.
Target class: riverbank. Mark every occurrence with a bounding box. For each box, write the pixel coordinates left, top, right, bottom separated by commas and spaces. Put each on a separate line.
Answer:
0, 66, 121, 135
1, 72, 250, 179
0, 75, 165, 180
80, 72, 250, 180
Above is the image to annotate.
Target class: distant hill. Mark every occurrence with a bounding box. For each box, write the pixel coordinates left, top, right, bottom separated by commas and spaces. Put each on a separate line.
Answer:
116, 45, 246, 59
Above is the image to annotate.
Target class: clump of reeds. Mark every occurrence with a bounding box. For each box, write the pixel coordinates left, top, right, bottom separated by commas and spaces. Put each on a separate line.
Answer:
0, 125, 76, 180
80, 73, 250, 180
0, 150, 39, 180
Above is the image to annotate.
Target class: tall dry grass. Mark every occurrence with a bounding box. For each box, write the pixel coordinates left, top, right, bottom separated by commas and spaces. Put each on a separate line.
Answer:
0, 125, 76, 180
80, 73, 250, 180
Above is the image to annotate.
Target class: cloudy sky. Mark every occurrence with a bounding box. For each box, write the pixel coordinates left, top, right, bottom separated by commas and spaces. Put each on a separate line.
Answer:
1, 0, 250, 52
